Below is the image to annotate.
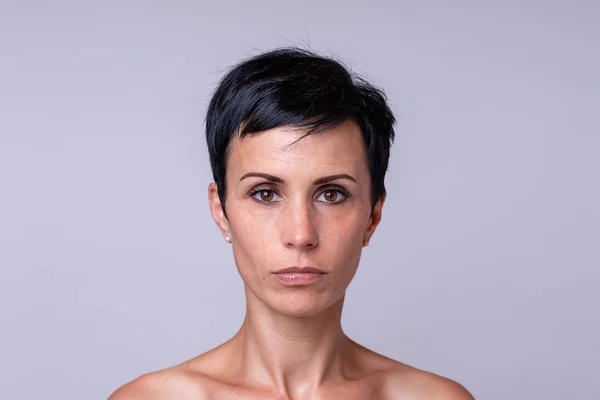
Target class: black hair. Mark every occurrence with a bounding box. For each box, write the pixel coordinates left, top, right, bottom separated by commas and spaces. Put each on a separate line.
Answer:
206, 47, 396, 217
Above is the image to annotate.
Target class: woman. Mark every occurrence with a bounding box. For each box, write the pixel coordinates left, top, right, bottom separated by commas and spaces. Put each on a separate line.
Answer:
110, 48, 473, 399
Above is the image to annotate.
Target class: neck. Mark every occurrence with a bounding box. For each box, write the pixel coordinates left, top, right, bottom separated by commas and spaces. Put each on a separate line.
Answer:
231, 285, 350, 397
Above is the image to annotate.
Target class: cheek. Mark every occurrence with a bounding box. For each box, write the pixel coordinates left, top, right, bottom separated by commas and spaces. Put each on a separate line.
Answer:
245, 207, 279, 240
229, 207, 278, 267
322, 211, 367, 263
327, 206, 368, 241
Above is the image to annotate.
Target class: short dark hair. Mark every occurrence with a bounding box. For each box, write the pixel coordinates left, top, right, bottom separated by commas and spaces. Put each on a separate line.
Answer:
206, 47, 396, 216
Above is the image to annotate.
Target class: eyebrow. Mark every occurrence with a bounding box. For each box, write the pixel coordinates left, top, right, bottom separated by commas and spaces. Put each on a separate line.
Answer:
240, 172, 356, 185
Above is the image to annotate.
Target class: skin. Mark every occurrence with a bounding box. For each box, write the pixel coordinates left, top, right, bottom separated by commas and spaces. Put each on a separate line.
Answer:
109, 120, 474, 400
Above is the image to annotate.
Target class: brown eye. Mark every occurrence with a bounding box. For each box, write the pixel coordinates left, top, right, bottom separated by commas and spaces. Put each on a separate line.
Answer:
317, 188, 348, 204
259, 190, 274, 202
250, 188, 282, 203
324, 190, 338, 202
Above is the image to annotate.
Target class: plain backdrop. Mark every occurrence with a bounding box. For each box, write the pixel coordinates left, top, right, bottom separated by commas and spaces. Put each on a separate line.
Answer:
1, 1, 598, 399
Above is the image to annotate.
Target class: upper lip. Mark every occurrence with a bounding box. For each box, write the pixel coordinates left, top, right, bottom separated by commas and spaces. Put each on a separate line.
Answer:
273, 266, 326, 274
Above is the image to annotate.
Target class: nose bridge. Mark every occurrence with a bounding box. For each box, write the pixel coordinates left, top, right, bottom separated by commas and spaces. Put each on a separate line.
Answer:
280, 193, 318, 249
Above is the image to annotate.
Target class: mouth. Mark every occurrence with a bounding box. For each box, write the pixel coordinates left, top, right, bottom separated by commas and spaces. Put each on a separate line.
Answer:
273, 266, 326, 274
272, 266, 327, 286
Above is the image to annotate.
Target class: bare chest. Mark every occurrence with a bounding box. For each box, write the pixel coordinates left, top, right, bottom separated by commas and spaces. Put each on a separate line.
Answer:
202, 377, 387, 400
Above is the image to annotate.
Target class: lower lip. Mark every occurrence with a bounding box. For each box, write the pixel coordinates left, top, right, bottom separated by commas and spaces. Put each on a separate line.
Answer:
272, 272, 325, 286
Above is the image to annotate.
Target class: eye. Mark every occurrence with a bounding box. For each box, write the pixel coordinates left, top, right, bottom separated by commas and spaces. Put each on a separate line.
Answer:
316, 187, 349, 204
249, 187, 282, 204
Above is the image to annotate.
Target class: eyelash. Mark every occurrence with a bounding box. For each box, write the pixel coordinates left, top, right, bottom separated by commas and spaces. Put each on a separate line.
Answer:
247, 185, 351, 205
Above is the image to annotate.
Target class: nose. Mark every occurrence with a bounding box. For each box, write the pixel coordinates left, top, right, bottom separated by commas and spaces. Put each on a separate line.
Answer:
280, 198, 319, 250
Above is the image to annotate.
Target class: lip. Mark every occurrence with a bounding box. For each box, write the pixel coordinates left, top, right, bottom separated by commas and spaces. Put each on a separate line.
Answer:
272, 266, 326, 286
273, 266, 326, 274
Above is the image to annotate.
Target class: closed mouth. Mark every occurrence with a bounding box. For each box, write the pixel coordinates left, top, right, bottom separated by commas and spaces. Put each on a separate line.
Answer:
273, 266, 326, 274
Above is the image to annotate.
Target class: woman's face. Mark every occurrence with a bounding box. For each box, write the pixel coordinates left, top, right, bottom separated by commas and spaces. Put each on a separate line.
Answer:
209, 120, 384, 317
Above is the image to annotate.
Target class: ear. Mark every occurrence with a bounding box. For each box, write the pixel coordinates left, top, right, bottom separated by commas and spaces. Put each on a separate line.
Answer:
208, 182, 231, 240
363, 192, 386, 247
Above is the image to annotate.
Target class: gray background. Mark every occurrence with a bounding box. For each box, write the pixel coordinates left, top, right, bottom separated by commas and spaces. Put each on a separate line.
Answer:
1, 1, 598, 399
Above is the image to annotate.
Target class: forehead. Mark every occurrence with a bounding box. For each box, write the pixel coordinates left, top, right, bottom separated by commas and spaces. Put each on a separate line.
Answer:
227, 120, 368, 177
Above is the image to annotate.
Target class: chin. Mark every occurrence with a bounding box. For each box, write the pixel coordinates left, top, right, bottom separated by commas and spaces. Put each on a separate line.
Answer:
266, 291, 342, 318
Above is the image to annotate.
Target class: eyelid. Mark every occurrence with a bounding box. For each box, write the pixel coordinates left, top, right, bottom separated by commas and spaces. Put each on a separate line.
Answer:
317, 184, 350, 196
247, 183, 280, 196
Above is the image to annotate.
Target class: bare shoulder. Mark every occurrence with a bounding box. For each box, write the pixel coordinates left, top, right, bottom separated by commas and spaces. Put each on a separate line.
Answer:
382, 362, 474, 400
108, 341, 240, 400
107, 366, 209, 400
349, 341, 472, 400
